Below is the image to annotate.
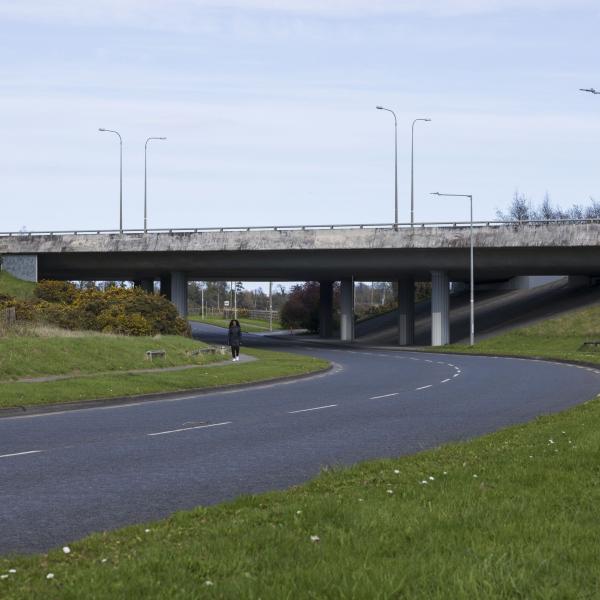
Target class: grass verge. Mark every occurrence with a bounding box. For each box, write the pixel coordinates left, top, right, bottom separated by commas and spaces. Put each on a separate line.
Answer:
0, 271, 35, 299
0, 347, 328, 410
0, 332, 220, 381
2, 395, 600, 598
189, 315, 285, 333
429, 302, 600, 365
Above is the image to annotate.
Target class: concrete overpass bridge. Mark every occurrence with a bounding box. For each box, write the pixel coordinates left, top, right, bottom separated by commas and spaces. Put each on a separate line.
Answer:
1, 220, 599, 346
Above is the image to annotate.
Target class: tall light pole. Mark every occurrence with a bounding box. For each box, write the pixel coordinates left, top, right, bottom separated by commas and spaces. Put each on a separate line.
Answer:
144, 136, 167, 233
376, 106, 398, 229
580, 87, 599, 95
431, 192, 475, 346
411, 118, 431, 226
99, 128, 123, 232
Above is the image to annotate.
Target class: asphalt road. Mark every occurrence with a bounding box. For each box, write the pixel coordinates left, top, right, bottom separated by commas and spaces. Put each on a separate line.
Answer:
1, 323, 599, 555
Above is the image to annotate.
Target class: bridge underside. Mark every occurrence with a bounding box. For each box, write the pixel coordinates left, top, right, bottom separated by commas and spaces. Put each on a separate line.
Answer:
35, 247, 600, 282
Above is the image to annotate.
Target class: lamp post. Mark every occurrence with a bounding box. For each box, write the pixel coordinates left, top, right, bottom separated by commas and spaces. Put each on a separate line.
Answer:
431, 192, 475, 346
579, 87, 599, 95
411, 118, 431, 226
98, 128, 123, 232
144, 136, 167, 233
376, 106, 398, 229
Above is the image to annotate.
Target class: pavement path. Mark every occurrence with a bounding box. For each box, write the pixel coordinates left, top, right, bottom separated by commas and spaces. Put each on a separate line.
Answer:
1, 322, 599, 555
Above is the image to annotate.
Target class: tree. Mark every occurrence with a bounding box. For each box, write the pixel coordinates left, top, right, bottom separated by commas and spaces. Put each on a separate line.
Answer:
497, 191, 600, 222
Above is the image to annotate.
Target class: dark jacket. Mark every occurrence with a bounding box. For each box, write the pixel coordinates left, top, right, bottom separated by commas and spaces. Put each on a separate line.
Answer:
228, 325, 242, 346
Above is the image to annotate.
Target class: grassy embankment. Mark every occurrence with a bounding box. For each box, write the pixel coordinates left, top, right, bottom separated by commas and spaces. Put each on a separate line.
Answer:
189, 315, 285, 333
430, 302, 600, 365
0, 328, 327, 409
0, 271, 35, 299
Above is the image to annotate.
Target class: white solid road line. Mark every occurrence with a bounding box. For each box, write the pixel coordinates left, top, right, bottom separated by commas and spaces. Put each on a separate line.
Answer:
416, 385, 433, 390
0, 450, 43, 459
288, 404, 338, 414
369, 392, 400, 400
148, 421, 232, 437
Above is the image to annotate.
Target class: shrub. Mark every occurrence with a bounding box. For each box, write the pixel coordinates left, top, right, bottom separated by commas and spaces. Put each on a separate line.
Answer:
280, 282, 322, 333
34, 280, 79, 303
3, 283, 190, 337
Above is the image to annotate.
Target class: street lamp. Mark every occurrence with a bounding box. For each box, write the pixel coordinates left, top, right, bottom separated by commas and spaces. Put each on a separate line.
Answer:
411, 118, 431, 226
98, 128, 123, 232
376, 106, 398, 229
431, 192, 475, 346
580, 87, 599, 95
144, 136, 167, 233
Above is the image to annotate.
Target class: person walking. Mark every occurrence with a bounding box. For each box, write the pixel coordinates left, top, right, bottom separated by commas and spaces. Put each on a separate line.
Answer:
228, 319, 242, 362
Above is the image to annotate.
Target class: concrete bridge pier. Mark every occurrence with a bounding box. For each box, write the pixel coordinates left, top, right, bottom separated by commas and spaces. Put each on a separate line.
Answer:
319, 280, 334, 338
160, 274, 172, 300
340, 278, 355, 342
431, 270, 449, 346
397, 277, 415, 345
133, 279, 155, 294
170, 272, 188, 318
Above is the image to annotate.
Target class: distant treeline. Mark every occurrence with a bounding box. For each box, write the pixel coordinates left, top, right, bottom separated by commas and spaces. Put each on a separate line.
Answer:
497, 192, 600, 222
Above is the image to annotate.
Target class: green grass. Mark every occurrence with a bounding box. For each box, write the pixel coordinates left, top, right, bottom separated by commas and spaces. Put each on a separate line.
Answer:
189, 315, 285, 333
0, 271, 35, 299
3, 396, 600, 598
0, 347, 328, 409
0, 333, 219, 381
429, 303, 600, 365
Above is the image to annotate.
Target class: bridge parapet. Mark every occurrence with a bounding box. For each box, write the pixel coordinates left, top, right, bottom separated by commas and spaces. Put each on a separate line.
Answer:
1, 221, 599, 254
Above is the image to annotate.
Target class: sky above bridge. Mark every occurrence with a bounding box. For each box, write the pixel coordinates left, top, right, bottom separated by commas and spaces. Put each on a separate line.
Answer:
1, 0, 599, 233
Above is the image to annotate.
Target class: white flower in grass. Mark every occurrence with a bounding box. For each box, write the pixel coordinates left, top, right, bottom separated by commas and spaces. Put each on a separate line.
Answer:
443, 471, 448, 475
0, 575, 8, 580
8, 569, 16, 574
473, 474, 478, 478
548, 439, 555, 444
420, 480, 428, 485
358, 498, 364, 502
387, 489, 393, 494
46, 573, 55, 580
428, 476, 435, 481
101, 559, 107, 563
144, 529, 151, 533
62, 546, 71, 554
393, 469, 400, 474
204, 580, 214, 586
296, 510, 302, 515
310, 535, 320, 543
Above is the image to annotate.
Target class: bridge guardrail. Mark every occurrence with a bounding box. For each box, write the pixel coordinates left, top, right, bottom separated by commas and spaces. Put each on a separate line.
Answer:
1, 219, 599, 238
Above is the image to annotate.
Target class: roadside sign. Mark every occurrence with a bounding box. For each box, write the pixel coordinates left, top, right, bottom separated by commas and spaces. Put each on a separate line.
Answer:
224, 301, 230, 307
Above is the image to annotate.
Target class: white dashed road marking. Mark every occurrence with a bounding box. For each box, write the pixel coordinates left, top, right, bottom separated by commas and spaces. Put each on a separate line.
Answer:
148, 421, 232, 436
369, 393, 400, 400
416, 385, 433, 391
0, 450, 43, 459
289, 405, 338, 414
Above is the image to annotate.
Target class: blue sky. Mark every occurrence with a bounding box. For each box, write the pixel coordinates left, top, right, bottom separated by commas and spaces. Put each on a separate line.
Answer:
1, 0, 599, 232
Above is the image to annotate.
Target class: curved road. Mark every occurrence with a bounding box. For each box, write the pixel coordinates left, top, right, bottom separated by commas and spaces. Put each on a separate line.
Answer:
1, 323, 599, 555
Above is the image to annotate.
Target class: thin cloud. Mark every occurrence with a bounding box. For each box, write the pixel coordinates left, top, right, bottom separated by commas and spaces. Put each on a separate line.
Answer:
0, 0, 597, 27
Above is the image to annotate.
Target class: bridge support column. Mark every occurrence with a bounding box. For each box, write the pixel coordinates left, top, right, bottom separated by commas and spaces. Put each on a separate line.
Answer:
431, 270, 449, 346
160, 274, 172, 300
397, 277, 415, 346
2, 255, 38, 282
319, 280, 334, 338
170, 272, 188, 317
134, 280, 154, 293
340, 278, 354, 342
